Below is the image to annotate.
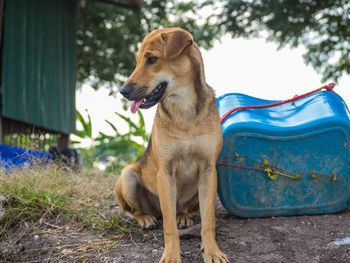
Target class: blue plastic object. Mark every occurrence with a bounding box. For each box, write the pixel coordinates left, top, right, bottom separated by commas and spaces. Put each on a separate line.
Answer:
0, 145, 52, 171
216, 90, 350, 217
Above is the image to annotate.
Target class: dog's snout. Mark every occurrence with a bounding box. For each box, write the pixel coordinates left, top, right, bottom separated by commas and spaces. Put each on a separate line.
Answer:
120, 84, 133, 98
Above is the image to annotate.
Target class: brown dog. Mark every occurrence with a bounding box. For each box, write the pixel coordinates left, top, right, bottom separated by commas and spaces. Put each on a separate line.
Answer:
115, 28, 228, 263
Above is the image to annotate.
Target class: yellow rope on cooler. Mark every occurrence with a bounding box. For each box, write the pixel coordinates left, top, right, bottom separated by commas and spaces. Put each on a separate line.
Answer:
331, 170, 337, 182
219, 153, 336, 182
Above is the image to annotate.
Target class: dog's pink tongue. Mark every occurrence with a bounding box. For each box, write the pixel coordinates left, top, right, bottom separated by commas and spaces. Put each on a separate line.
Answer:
131, 99, 143, 114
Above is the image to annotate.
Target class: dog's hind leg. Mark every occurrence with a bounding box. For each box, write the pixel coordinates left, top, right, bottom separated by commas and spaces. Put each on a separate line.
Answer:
176, 196, 199, 229
115, 163, 160, 229
176, 209, 193, 229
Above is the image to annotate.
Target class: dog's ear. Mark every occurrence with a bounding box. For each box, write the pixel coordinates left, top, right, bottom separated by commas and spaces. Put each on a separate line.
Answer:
161, 30, 193, 59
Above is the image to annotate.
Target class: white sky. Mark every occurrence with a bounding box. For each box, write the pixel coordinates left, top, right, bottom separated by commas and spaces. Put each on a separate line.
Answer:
72, 35, 350, 144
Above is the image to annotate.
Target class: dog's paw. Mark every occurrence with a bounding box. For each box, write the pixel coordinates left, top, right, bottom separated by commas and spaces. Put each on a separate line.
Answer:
134, 214, 157, 230
176, 213, 193, 229
159, 249, 181, 263
201, 246, 229, 263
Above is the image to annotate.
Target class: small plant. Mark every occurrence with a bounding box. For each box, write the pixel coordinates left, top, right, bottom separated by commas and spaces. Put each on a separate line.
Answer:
73, 109, 149, 172
72, 109, 95, 169
93, 110, 149, 172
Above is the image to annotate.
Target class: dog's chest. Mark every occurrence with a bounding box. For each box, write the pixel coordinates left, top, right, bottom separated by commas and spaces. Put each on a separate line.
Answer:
173, 135, 211, 178
155, 125, 220, 177
172, 136, 211, 202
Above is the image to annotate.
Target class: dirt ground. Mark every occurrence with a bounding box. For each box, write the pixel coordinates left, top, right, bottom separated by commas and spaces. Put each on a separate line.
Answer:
2, 197, 350, 263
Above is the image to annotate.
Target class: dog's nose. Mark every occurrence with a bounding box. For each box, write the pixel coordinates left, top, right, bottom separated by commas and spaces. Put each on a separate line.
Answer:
120, 85, 133, 98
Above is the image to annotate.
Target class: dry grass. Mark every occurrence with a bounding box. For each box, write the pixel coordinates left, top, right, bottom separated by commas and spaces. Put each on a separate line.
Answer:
0, 162, 138, 236
0, 156, 147, 262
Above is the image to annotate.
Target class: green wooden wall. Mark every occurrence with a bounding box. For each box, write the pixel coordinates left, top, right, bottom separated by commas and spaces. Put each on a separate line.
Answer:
1, 0, 77, 134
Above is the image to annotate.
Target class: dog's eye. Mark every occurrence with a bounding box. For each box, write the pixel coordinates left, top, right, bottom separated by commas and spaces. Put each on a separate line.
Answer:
146, 56, 158, 65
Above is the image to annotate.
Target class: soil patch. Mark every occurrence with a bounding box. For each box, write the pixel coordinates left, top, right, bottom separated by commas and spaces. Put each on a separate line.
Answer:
2, 198, 350, 262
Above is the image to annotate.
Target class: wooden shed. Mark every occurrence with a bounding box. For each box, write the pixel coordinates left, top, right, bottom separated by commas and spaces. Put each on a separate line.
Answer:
0, 0, 143, 150
0, 0, 78, 149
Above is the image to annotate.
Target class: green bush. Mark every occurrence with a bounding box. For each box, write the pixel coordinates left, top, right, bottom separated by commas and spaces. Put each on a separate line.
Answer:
73, 109, 148, 172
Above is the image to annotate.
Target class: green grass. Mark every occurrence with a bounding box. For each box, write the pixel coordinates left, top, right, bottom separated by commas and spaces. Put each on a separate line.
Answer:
38, 248, 48, 254
0, 163, 137, 236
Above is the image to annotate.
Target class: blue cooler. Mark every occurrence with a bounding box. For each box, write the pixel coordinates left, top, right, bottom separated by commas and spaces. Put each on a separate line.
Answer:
216, 87, 350, 217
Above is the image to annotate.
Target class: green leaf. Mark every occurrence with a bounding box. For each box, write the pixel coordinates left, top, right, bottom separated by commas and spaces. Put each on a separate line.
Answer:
70, 140, 82, 145
86, 111, 92, 138
115, 112, 138, 131
137, 110, 145, 130
105, 120, 118, 134
75, 110, 92, 138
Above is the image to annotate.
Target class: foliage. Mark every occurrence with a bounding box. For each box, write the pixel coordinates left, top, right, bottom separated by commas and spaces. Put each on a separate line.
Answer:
94, 110, 149, 172
73, 109, 148, 172
77, 0, 218, 92
72, 110, 95, 169
78, 0, 350, 89
3, 133, 57, 152
215, 0, 350, 82
75, 110, 92, 139
78, 0, 349, 89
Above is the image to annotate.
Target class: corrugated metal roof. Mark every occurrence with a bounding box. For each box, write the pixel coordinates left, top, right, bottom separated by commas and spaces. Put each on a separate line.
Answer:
1, 0, 77, 134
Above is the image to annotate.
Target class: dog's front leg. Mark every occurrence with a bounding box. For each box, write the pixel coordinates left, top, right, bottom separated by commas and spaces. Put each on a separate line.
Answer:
198, 164, 229, 263
157, 166, 181, 263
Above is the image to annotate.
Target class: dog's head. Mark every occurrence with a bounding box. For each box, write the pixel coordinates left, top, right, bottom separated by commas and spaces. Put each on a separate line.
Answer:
120, 28, 195, 113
